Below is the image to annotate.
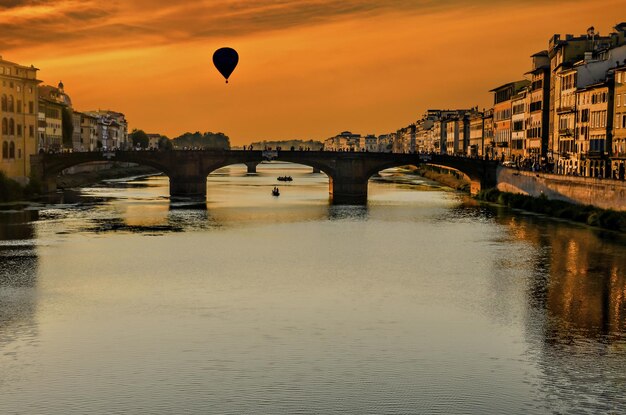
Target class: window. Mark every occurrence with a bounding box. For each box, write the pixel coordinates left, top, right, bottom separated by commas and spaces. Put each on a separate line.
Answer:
16, 100, 21, 113
1, 118, 6, 135
1, 95, 6, 111
28, 101, 34, 114
7, 95, 14, 112
17, 124, 22, 136
580, 109, 589, 122
620, 95, 622, 107
8, 119, 14, 135
18, 149, 21, 159
1, 142, 7, 159
9, 142, 15, 159
16, 85, 21, 93
29, 125, 34, 137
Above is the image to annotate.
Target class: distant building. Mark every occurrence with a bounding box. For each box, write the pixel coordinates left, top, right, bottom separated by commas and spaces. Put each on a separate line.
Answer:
0, 56, 40, 183
363, 134, 378, 152
324, 131, 361, 151
147, 134, 161, 149
468, 111, 485, 157
38, 82, 73, 152
85, 110, 129, 150
80, 112, 98, 151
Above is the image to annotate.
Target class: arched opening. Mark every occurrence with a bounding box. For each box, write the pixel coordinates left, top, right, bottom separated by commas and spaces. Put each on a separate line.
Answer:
205, 161, 331, 206
8, 118, 14, 136
364, 160, 479, 204
2, 141, 7, 159
38, 154, 171, 196
9, 141, 15, 159
2, 118, 7, 135
7, 95, 14, 112
0, 95, 6, 112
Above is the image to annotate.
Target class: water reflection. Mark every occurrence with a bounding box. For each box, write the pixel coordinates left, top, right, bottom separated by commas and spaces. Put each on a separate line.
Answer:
490, 210, 626, 413
0, 211, 39, 351
497, 214, 626, 341
328, 205, 369, 221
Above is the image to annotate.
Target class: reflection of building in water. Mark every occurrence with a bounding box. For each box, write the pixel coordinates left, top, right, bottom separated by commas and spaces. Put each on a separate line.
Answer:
494, 212, 626, 412
0, 212, 39, 348
501, 214, 626, 340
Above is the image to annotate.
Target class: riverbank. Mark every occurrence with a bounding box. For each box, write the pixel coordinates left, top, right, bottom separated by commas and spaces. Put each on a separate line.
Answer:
57, 165, 158, 189
477, 188, 626, 233
1, 165, 158, 203
0, 172, 40, 203
410, 166, 470, 191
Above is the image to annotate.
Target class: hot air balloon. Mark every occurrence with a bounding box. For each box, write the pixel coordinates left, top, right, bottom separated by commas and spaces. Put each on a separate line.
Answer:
212, 47, 239, 83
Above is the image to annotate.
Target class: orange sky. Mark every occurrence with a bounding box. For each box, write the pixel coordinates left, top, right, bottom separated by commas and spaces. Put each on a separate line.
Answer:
2, 0, 624, 145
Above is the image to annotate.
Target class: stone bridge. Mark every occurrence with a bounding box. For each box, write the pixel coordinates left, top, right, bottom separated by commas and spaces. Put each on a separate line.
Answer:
30, 150, 498, 204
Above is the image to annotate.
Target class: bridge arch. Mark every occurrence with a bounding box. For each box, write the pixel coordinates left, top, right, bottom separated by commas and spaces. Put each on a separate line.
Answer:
31, 153, 175, 194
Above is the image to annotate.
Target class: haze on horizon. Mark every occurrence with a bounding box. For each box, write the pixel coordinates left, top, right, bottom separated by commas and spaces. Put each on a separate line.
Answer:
1, 0, 623, 145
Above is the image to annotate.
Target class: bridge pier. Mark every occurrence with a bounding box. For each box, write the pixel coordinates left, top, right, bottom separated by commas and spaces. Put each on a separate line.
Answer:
170, 175, 207, 200
329, 177, 368, 205
245, 162, 259, 174
40, 176, 57, 194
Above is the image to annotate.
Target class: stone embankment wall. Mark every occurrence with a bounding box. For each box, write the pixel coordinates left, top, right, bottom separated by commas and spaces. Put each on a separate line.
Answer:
496, 167, 626, 211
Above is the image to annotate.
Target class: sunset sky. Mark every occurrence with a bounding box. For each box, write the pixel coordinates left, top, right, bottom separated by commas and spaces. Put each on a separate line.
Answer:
1, 0, 624, 145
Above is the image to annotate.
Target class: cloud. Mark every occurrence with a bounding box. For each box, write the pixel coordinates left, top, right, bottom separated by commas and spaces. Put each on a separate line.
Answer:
0, 0, 576, 52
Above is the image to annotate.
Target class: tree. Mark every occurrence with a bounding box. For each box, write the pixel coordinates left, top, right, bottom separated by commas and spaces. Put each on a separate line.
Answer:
158, 136, 173, 150
170, 131, 231, 149
61, 107, 74, 148
129, 129, 149, 148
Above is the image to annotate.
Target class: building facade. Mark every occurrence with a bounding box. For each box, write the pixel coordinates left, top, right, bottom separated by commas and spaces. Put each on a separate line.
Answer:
0, 57, 40, 183
491, 81, 530, 160
612, 65, 626, 179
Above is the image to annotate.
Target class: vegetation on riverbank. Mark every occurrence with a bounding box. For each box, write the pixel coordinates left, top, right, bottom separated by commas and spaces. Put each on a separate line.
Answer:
0, 172, 40, 203
477, 188, 626, 232
411, 166, 470, 192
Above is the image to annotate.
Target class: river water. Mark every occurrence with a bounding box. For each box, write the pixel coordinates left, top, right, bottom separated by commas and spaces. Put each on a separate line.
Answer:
1, 163, 625, 414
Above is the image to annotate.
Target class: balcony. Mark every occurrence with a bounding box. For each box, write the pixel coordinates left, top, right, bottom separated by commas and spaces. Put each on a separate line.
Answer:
556, 105, 576, 114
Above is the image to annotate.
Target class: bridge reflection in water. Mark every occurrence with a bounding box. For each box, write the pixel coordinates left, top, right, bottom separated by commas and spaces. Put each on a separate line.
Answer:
31, 151, 498, 204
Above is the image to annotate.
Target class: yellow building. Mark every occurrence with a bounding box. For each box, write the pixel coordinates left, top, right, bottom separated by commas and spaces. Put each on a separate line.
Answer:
490, 81, 530, 161
0, 57, 40, 184
611, 64, 626, 179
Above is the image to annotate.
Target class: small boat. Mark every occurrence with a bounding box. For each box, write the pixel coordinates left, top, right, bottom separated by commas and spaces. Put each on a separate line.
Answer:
272, 188, 280, 197
277, 176, 293, 182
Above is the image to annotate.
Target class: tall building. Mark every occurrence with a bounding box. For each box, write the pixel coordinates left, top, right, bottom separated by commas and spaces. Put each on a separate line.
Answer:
511, 88, 528, 161
80, 112, 98, 151
490, 81, 530, 160
548, 23, 626, 162
525, 51, 551, 162
0, 56, 41, 184
612, 64, 626, 179
38, 82, 72, 152
468, 111, 485, 157
575, 82, 611, 176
